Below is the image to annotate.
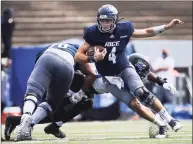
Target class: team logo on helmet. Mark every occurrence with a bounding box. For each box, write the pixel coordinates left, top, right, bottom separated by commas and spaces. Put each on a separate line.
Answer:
135, 61, 147, 71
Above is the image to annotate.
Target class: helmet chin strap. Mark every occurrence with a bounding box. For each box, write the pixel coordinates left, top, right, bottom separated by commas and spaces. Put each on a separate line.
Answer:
102, 27, 111, 31
98, 23, 116, 33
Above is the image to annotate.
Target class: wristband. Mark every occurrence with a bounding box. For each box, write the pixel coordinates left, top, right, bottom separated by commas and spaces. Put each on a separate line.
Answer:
153, 25, 166, 35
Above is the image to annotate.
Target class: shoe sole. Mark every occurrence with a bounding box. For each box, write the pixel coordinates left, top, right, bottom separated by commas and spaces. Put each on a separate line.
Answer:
45, 131, 66, 139
16, 135, 32, 141
155, 134, 168, 139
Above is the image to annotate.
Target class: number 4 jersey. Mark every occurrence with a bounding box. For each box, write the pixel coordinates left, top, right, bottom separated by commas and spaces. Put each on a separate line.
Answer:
84, 21, 135, 76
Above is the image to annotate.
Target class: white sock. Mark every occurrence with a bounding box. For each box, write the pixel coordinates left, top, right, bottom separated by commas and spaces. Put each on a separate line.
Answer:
153, 114, 166, 126
32, 106, 48, 125
55, 121, 64, 127
23, 100, 36, 115
158, 108, 173, 123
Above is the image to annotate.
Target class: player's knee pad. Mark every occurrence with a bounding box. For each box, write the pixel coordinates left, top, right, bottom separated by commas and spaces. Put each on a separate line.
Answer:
135, 87, 156, 106
134, 88, 144, 98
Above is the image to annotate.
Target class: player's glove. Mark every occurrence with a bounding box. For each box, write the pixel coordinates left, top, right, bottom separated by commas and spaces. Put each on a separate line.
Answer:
163, 83, 178, 95
156, 76, 167, 86
69, 90, 87, 104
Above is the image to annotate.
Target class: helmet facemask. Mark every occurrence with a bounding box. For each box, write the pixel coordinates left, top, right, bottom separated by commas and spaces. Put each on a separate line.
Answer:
97, 15, 117, 33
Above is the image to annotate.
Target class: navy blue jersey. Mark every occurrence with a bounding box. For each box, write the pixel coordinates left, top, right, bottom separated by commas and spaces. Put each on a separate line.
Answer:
84, 21, 134, 76
35, 42, 79, 63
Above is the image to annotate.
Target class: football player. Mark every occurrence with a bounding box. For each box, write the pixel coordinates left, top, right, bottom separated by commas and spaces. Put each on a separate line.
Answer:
15, 41, 96, 141
75, 4, 183, 138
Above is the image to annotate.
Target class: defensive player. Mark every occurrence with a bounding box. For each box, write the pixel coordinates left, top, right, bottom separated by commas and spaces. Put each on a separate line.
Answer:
75, 4, 183, 137
15, 42, 82, 141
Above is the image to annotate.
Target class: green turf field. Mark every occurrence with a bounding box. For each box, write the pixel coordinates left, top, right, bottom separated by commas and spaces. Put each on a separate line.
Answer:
1, 120, 192, 144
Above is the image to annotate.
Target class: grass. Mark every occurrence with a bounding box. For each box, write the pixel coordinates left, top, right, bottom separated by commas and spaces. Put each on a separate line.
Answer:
1, 120, 192, 144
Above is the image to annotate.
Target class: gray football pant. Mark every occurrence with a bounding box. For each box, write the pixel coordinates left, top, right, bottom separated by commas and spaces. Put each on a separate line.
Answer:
103, 66, 144, 105
25, 52, 74, 109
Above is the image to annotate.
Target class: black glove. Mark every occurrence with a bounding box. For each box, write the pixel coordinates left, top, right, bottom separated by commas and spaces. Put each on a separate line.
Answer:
156, 76, 167, 86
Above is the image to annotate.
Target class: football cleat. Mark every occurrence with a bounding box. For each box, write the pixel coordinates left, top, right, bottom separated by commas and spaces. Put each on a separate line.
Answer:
155, 125, 169, 139
169, 119, 183, 132
16, 114, 33, 141
44, 123, 66, 138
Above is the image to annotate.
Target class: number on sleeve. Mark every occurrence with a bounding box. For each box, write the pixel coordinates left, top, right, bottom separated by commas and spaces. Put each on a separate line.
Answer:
108, 47, 116, 64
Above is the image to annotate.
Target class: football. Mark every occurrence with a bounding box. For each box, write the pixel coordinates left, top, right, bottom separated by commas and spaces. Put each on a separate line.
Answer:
149, 123, 159, 138
86, 45, 105, 56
